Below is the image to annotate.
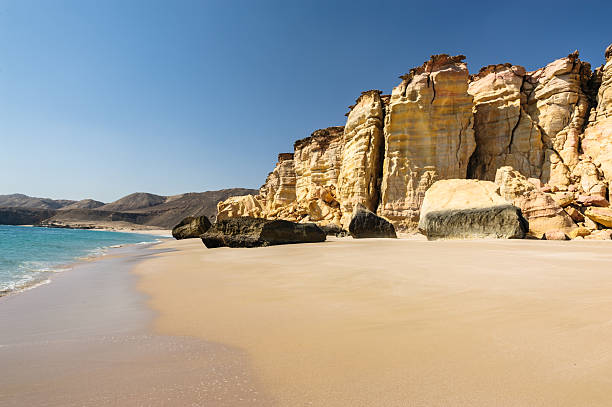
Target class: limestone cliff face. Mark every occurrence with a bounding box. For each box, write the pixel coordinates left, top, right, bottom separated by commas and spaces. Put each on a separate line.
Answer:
337, 90, 385, 227
216, 194, 263, 220
523, 52, 593, 188
467, 64, 544, 180
219, 128, 345, 225
217, 45, 612, 237
583, 44, 612, 199
294, 127, 344, 200
258, 153, 296, 212
468, 52, 595, 187
289, 126, 344, 224
377, 55, 476, 229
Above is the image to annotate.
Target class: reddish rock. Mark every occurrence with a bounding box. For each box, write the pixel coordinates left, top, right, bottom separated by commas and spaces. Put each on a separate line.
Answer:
543, 230, 568, 240
577, 195, 610, 207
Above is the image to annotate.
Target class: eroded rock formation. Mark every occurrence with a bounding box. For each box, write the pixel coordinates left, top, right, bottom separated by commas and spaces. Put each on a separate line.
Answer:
216, 44, 612, 239
527, 51, 594, 188
293, 127, 344, 224
583, 44, 612, 199
259, 153, 297, 213
467, 64, 544, 180
377, 55, 476, 230
495, 167, 576, 238
337, 90, 385, 227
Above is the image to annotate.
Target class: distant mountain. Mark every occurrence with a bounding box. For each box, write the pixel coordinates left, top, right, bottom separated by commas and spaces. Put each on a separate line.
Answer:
97, 193, 167, 211
59, 199, 106, 210
0, 188, 258, 229
130, 189, 259, 227
0, 194, 75, 210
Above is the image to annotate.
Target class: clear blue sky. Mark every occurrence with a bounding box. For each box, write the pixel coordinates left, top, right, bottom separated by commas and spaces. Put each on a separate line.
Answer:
1, 0, 610, 202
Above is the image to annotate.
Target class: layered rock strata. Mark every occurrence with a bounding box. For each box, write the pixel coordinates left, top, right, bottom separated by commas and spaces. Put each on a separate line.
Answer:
216, 194, 264, 220
527, 52, 594, 188
259, 153, 297, 212
293, 127, 344, 224
216, 45, 612, 238
583, 44, 612, 198
337, 90, 386, 227
467, 64, 544, 180
377, 55, 476, 230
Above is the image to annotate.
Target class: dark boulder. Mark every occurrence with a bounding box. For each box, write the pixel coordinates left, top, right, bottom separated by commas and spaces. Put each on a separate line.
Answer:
320, 224, 349, 237
201, 217, 326, 248
172, 215, 212, 240
348, 208, 397, 238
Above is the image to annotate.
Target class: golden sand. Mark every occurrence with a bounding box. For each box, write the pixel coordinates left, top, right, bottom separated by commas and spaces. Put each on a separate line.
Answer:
136, 238, 612, 406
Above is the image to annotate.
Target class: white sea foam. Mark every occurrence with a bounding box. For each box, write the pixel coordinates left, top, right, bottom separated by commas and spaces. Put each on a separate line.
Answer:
0, 226, 161, 297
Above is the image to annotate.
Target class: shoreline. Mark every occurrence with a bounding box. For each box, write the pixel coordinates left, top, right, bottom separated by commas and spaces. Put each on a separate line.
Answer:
17, 223, 173, 236
0, 226, 171, 298
0, 241, 271, 406
137, 237, 612, 406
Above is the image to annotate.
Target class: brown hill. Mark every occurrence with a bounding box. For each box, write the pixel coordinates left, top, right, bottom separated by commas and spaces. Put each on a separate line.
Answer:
36, 188, 258, 229
0, 194, 75, 210
97, 193, 167, 211
59, 199, 105, 210
135, 189, 259, 227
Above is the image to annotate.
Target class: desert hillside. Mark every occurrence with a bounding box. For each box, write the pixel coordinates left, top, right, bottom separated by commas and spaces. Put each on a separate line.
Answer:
0, 188, 257, 229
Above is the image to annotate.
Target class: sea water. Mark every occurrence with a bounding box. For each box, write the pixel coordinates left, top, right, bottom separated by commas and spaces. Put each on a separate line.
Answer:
0, 225, 163, 295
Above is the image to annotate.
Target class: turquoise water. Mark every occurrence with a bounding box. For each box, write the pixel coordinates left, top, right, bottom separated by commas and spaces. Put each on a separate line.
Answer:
0, 225, 163, 295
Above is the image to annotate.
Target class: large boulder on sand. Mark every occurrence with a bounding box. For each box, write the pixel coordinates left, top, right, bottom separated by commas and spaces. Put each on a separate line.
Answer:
348, 207, 397, 238
172, 215, 212, 239
418, 179, 528, 240
201, 217, 326, 248
319, 224, 349, 237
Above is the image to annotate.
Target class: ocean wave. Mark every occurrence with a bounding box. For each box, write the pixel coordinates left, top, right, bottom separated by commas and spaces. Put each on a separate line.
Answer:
0, 274, 51, 297
0, 226, 163, 297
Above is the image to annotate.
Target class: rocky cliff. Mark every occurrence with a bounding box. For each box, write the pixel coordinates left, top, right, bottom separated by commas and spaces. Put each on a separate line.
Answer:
218, 127, 346, 225
218, 44, 612, 238
337, 90, 385, 227
377, 55, 476, 230
583, 44, 612, 195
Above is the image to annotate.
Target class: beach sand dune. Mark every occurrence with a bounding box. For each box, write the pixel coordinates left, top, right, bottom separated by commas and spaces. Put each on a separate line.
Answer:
137, 238, 612, 406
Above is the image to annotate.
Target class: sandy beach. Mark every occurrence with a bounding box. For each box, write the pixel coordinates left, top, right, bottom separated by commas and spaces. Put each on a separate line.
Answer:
0, 242, 271, 406
135, 238, 612, 406
3, 236, 612, 406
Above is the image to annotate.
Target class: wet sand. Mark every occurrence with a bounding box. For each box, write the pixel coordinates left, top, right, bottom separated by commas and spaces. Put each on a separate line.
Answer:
0, 244, 270, 406
136, 238, 612, 406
